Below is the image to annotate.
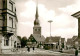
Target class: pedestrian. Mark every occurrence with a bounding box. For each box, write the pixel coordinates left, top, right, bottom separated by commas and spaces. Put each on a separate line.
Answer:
27, 47, 30, 52
27, 47, 28, 52
75, 48, 78, 56
27, 46, 28, 52
29, 47, 30, 52
33, 47, 35, 52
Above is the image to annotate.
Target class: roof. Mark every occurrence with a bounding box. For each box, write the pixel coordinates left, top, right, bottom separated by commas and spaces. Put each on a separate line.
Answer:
72, 36, 78, 41
45, 36, 61, 43
31, 34, 45, 42
66, 38, 73, 45
71, 11, 80, 18
71, 36, 80, 43
73, 37, 80, 44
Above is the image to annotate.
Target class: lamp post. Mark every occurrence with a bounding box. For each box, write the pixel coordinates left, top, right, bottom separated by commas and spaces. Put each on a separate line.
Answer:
48, 20, 53, 50
48, 20, 53, 37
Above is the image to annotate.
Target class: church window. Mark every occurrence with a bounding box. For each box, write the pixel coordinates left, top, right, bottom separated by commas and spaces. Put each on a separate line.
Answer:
38, 29, 40, 31
35, 29, 37, 31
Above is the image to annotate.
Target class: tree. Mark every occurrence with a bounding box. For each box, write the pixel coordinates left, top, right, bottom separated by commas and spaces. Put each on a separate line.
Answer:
62, 43, 64, 48
17, 36, 21, 41
21, 36, 27, 48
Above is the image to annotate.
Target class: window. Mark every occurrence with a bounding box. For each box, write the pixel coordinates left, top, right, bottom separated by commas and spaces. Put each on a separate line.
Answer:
3, 0, 6, 9
13, 19, 15, 28
6, 39, 9, 46
4, 39, 6, 46
4, 38, 9, 46
14, 41, 16, 48
38, 29, 40, 31
17, 43, 19, 45
35, 29, 37, 31
9, 17, 13, 28
11, 37, 12, 46
9, 1, 13, 11
15, 8, 16, 12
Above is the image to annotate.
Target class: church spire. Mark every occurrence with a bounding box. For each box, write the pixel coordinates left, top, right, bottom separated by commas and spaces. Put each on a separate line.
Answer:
34, 0, 40, 25
35, 0, 38, 19
33, 0, 41, 35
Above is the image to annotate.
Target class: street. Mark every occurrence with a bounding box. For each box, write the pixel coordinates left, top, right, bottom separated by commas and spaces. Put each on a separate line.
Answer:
1, 48, 76, 56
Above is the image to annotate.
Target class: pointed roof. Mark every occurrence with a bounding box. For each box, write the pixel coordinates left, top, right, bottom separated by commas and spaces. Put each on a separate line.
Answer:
29, 34, 45, 42
35, 0, 38, 19
66, 38, 73, 45
71, 11, 80, 19
35, 4, 38, 19
45, 36, 61, 43
72, 36, 78, 41
34, 0, 40, 25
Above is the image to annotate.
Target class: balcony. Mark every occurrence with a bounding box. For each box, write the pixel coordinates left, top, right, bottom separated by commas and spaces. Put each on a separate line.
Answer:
2, 26, 15, 37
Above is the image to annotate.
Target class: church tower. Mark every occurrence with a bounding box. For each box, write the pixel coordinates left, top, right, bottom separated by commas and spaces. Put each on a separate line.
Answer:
28, 0, 45, 48
33, 1, 41, 36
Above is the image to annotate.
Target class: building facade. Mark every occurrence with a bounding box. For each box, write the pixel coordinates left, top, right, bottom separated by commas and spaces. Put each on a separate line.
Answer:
61, 38, 66, 50
66, 36, 78, 49
71, 11, 80, 49
44, 36, 62, 50
0, 0, 19, 53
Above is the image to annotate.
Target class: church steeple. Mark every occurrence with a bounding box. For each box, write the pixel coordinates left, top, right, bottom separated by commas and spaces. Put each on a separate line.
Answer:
35, 5, 38, 19
34, 0, 40, 25
33, 0, 41, 35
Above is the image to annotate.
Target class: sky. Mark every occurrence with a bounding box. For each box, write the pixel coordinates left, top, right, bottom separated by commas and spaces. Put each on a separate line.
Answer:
15, 0, 80, 39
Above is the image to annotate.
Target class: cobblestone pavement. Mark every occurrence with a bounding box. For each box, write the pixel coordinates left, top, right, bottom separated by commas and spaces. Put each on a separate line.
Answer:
1, 48, 76, 56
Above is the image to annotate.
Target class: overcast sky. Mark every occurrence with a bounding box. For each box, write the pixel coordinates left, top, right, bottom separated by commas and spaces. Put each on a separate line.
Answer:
15, 0, 80, 39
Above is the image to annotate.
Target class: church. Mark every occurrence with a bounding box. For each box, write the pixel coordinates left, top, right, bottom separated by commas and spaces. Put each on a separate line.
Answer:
0, 0, 20, 53
27, 2, 45, 48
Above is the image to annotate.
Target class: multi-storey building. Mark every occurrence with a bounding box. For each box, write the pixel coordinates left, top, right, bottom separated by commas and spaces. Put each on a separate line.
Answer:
71, 11, 80, 49
0, 0, 19, 53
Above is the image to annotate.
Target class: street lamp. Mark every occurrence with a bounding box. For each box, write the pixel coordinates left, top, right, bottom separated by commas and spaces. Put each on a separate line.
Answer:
48, 20, 53, 37
48, 20, 53, 49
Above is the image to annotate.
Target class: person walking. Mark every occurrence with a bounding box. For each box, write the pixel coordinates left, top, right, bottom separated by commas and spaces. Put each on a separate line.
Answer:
28, 47, 30, 52
75, 48, 78, 56
27, 47, 30, 52
33, 47, 35, 52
